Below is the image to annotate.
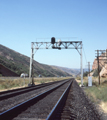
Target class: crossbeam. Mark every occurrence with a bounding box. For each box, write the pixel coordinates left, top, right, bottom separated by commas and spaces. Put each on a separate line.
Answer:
33, 41, 82, 55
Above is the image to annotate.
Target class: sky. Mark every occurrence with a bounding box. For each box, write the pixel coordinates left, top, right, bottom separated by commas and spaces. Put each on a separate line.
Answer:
0, 0, 107, 69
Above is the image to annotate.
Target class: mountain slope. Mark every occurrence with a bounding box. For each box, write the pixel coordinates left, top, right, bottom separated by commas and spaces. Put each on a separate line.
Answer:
0, 44, 70, 77
51, 66, 80, 76
0, 64, 18, 76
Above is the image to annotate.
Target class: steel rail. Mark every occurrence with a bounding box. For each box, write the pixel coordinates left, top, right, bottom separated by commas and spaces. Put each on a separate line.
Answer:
0, 79, 68, 101
0, 85, 33, 95
0, 78, 66, 95
46, 80, 73, 120
0, 79, 71, 120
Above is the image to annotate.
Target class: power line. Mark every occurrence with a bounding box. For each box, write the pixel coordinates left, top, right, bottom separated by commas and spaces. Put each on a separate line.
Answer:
83, 45, 87, 64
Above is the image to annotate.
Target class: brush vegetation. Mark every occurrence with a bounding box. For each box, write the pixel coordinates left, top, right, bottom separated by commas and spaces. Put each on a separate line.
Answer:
76, 76, 107, 113
84, 80, 107, 103
84, 79, 107, 113
0, 77, 71, 91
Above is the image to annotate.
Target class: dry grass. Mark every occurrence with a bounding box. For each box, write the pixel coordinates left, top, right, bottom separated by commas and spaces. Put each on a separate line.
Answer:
76, 76, 107, 86
99, 102, 107, 113
0, 77, 71, 92
76, 76, 107, 113
80, 76, 107, 114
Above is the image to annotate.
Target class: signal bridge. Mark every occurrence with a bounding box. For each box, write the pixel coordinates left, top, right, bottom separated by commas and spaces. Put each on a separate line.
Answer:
29, 37, 83, 87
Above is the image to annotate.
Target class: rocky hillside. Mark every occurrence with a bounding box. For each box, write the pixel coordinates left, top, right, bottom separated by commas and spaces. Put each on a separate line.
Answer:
0, 44, 70, 77
92, 51, 107, 77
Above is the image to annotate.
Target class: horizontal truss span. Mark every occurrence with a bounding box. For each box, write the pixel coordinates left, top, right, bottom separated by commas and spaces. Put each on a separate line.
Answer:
32, 41, 82, 50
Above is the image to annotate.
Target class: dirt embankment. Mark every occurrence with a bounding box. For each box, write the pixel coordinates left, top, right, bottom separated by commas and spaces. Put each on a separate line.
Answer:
0, 64, 18, 77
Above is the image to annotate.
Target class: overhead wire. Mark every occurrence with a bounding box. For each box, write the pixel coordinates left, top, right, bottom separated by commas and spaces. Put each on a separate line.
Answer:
83, 45, 88, 64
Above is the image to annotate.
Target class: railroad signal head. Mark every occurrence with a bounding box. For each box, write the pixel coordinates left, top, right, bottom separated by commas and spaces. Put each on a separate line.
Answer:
57, 39, 62, 46
51, 37, 55, 44
58, 47, 61, 50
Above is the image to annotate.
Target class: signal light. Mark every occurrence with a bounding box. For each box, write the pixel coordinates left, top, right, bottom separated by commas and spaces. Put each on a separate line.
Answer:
58, 47, 61, 50
51, 37, 55, 44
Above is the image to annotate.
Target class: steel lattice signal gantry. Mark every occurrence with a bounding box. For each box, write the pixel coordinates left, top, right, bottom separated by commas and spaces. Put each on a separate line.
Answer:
29, 40, 83, 86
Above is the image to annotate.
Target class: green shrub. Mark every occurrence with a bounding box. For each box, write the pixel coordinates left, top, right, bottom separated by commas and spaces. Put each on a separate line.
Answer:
93, 66, 102, 77
83, 71, 89, 77
84, 81, 107, 103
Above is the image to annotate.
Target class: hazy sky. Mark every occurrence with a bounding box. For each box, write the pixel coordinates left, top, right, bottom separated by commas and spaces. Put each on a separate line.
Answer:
0, 0, 107, 69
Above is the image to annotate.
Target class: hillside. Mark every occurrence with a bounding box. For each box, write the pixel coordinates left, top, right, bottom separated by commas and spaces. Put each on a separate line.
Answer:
51, 66, 80, 76
0, 64, 18, 76
0, 44, 70, 77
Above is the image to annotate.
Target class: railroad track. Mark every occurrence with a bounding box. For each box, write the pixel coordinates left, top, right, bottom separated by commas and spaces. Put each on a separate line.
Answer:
0, 79, 67, 101
0, 78, 68, 95
0, 78, 103, 120
0, 78, 73, 120
0, 79, 70, 113
46, 79, 73, 120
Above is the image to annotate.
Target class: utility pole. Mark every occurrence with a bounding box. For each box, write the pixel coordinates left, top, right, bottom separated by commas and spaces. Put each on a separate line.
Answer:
106, 49, 107, 62
95, 49, 107, 85
85, 62, 92, 76
97, 50, 100, 85
86, 62, 92, 86
88, 62, 90, 76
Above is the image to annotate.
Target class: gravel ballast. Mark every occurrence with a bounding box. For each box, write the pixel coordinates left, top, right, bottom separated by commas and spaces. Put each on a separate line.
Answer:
13, 81, 71, 119
1, 79, 106, 120
57, 80, 105, 120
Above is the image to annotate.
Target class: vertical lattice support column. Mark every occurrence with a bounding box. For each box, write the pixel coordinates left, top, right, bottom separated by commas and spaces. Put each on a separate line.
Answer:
81, 43, 83, 86
29, 42, 34, 85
